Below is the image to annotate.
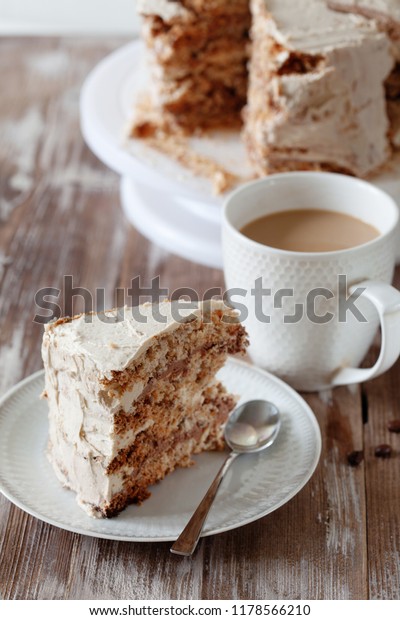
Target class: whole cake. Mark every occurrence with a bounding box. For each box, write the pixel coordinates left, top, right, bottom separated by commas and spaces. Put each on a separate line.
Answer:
42, 300, 247, 517
131, 0, 399, 185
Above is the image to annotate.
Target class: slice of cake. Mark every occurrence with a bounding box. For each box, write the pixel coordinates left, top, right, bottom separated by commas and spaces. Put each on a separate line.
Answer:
244, 0, 394, 177
132, 0, 251, 136
328, 0, 400, 148
42, 300, 247, 518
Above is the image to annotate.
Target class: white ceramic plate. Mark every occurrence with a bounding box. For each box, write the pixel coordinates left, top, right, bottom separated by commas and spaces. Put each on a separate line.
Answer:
0, 359, 321, 542
80, 41, 400, 268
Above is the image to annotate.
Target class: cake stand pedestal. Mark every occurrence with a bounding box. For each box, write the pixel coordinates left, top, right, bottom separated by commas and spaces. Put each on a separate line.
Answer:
120, 177, 222, 268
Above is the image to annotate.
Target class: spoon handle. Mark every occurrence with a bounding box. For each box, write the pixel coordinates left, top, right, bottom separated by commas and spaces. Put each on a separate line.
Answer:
170, 451, 239, 556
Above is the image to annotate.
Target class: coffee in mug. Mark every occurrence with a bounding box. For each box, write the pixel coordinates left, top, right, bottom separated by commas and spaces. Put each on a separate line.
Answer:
240, 209, 379, 253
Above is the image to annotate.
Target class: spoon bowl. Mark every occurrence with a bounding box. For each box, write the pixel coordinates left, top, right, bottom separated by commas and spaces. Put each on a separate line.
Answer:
225, 399, 281, 453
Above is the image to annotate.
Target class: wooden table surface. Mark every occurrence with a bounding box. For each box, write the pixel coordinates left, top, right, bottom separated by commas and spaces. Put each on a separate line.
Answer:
0, 37, 399, 601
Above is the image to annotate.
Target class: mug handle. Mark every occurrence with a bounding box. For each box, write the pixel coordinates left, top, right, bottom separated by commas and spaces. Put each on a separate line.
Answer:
332, 280, 400, 386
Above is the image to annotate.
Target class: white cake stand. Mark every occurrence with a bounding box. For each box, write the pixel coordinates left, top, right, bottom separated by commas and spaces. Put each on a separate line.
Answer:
80, 40, 400, 268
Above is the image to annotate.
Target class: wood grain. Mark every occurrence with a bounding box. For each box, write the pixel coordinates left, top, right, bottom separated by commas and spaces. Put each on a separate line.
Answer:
0, 37, 399, 601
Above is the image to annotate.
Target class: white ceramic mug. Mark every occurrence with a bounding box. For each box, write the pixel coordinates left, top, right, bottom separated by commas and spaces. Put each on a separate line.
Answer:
222, 172, 400, 391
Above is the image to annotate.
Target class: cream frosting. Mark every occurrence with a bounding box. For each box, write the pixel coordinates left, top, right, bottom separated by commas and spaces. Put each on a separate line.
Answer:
328, 0, 400, 25
328, 0, 400, 60
260, 0, 380, 54
137, 0, 192, 22
246, 0, 394, 176
42, 300, 237, 516
331, 0, 400, 18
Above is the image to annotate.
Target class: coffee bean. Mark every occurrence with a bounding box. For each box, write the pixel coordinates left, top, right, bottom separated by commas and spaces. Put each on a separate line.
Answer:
347, 450, 364, 467
374, 444, 392, 458
387, 419, 400, 433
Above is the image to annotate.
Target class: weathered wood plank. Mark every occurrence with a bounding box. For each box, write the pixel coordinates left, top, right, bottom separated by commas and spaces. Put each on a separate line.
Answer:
362, 362, 400, 600
359, 269, 400, 600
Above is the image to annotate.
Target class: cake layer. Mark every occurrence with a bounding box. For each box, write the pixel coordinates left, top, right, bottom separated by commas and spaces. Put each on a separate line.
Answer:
143, 15, 249, 63
112, 346, 230, 442
131, 89, 244, 135
147, 41, 248, 82
107, 382, 233, 475
156, 73, 248, 109
158, 81, 247, 125
244, 0, 394, 177
97, 419, 226, 518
